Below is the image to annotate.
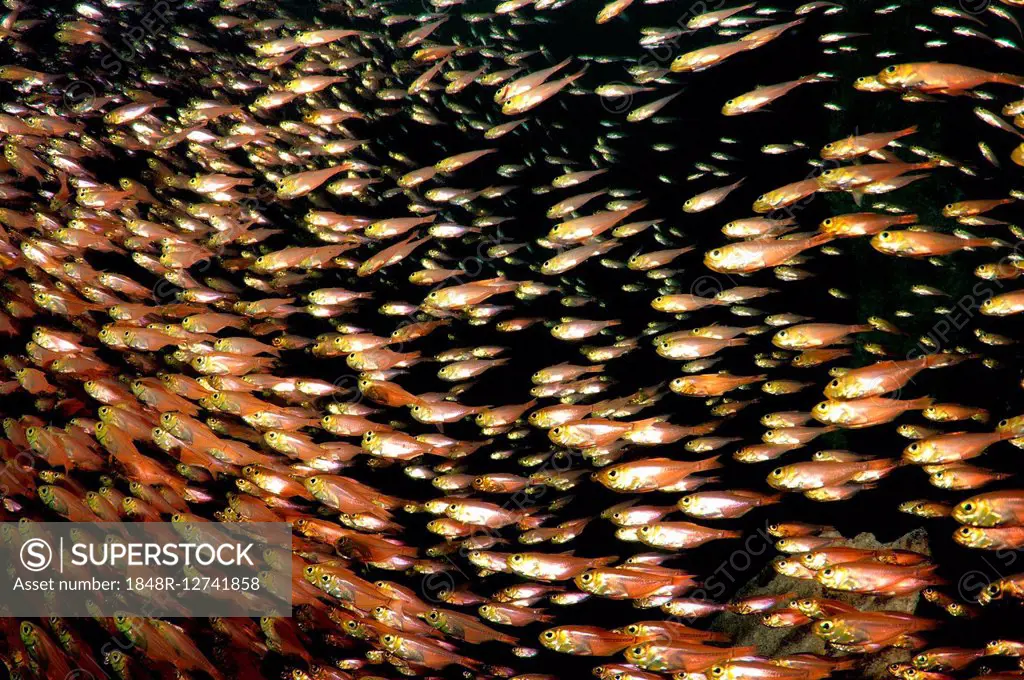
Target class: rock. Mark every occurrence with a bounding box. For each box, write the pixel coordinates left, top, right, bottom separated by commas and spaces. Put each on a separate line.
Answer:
708, 527, 932, 679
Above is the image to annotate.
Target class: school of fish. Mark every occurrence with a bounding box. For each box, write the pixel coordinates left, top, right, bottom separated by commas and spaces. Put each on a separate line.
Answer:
1, 0, 1024, 679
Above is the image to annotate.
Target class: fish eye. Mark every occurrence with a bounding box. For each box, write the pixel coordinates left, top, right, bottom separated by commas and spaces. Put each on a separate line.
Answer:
962, 502, 974, 512
999, 419, 1009, 427
771, 468, 783, 477
960, 527, 972, 536
820, 621, 832, 630
630, 646, 643, 655
383, 635, 394, 643
823, 144, 833, 150
909, 443, 919, 452
580, 573, 592, 582
822, 568, 833, 576
880, 232, 890, 239
710, 249, 721, 257
885, 66, 897, 73
986, 584, 1000, 596
607, 470, 618, 478
510, 554, 522, 562
823, 218, 832, 225
552, 427, 562, 434
543, 631, 555, 639
830, 379, 839, 387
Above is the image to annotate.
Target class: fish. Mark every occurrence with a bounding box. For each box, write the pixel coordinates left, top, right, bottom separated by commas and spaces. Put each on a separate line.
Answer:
0, 1, 1016, 679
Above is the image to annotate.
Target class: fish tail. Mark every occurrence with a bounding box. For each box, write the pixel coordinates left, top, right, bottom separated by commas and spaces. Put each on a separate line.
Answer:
807, 232, 834, 248
695, 456, 723, 473
924, 351, 974, 367
865, 457, 901, 473
627, 416, 661, 433
896, 213, 919, 224
913, 563, 941, 577
807, 72, 837, 83
462, 656, 484, 671
996, 72, 1024, 87
909, 396, 935, 410
899, 125, 919, 137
